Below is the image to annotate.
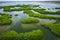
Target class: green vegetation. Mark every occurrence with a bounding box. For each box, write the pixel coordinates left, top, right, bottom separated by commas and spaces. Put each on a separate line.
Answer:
0, 4, 39, 8
33, 8, 60, 14
1, 5, 60, 15
0, 30, 44, 40
0, 4, 60, 40
3, 7, 31, 11
0, 13, 12, 26
56, 11, 60, 14
23, 10, 60, 20
0, 4, 39, 11
22, 18, 39, 24
0, 31, 19, 40
41, 23, 60, 37
15, 14, 18, 16
3, 7, 11, 11
19, 30, 43, 40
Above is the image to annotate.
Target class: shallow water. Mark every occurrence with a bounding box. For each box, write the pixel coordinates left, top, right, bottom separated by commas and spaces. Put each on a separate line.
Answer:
32, 10, 60, 17
0, 25, 10, 33
0, 1, 60, 40
39, 4, 60, 12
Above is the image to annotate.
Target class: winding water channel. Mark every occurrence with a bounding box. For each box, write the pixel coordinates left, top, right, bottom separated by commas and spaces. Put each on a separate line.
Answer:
0, 1, 60, 40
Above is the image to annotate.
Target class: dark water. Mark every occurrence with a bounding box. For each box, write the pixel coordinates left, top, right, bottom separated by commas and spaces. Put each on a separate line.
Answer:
0, 1, 60, 40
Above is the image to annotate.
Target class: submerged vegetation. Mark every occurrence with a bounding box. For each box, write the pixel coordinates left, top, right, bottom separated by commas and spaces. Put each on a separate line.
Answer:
22, 18, 39, 24
41, 23, 60, 37
15, 14, 18, 16
0, 30, 43, 40
0, 13, 12, 26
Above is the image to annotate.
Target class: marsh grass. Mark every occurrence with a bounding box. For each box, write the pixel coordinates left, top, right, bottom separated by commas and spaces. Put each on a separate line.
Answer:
41, 23, 60, 37
23, 10, 60, 20
22, 18, 39, 24
0, 13, 12, 26
33, 8, 60, 15
0, 30, 44, 40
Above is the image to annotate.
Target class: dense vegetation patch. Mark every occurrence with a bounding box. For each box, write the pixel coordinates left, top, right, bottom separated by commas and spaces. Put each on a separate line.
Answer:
3, 7, 31, 11
0, 31, 19, 40
0, 13, 12, 26
15, 14, 18, 16
3, 7, 11, 11
0, 4, 39, 11
0, 30, 43, 40
56, 11, 60, 14
19, 30, 43, 40
41, 23, 60, 37
23, 10, 60, 20
33, 8, 60, 15
22, 18, 39, 24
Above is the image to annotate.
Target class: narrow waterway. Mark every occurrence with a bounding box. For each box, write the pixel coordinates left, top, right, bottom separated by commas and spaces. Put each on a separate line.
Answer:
8, 11, 28, 33
0, 9, 59, 40
0, 2, 60, 40
36, 25, 57, 40
8, 11, 57, 40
